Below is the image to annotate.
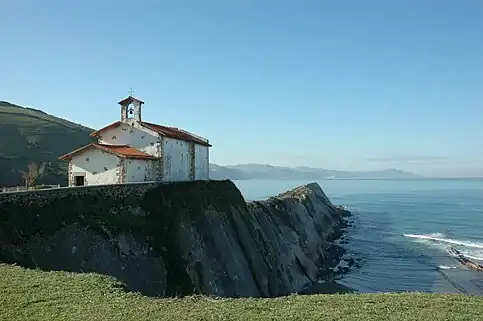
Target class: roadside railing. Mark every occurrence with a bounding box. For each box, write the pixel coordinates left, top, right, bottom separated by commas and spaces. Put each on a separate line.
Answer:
1, 184, 61, 193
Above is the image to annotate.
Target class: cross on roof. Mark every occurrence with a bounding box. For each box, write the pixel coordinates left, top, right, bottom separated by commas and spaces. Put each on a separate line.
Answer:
128, 88, 135, 96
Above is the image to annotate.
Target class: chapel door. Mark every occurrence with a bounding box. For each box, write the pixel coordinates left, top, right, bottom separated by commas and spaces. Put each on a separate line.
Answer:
74, 176, 85, 186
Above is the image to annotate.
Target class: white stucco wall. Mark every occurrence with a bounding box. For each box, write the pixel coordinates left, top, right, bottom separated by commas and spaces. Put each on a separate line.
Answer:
194, 144, 209, 180
125, 158, 156, 183
163, 137, 191, 181
69, 148, 120, 186
97, 122, 160, 156
91, 119, 211, 182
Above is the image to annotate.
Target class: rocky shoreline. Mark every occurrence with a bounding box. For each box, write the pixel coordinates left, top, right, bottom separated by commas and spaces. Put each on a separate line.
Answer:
1, 180, 356, 298
300, 205, 360, 295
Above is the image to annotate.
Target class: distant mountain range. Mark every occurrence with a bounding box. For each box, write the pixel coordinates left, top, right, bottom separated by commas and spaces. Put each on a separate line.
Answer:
0, 99, 421, 187
209, 163, 422, 180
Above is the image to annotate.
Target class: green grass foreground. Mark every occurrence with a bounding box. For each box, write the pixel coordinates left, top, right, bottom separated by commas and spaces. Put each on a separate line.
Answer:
1, 264, 482, 321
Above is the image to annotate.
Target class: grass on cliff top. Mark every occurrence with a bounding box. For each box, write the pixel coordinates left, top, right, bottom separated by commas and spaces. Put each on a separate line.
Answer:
1, 264, 482, 321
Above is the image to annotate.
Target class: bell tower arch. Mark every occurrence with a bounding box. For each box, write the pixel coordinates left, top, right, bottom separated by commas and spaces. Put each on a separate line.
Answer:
118, 93, 144, 123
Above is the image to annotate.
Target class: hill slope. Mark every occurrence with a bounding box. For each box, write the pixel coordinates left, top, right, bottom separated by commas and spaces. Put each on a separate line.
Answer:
0, 101, 93, 187
208, 163, 248, 180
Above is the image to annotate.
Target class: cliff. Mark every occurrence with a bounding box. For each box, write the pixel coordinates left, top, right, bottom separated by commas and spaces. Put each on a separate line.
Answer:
0, 180, 350, 297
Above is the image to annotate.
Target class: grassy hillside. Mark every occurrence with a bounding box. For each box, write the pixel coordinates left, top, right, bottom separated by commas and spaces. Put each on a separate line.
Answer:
0, 101, 93, 187
1, 264, 482, 321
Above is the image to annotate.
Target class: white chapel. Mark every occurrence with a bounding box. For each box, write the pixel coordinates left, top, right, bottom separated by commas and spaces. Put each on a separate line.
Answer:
60, 95, 211, 186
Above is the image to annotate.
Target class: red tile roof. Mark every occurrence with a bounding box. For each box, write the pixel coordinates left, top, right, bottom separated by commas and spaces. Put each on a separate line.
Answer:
141, 121, 212, 147
90, 121, 211, 147
90, 121, 122, 137
59, 143, 157, 160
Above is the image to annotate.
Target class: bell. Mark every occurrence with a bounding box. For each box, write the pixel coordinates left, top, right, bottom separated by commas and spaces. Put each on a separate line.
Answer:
129, 109, 134, 115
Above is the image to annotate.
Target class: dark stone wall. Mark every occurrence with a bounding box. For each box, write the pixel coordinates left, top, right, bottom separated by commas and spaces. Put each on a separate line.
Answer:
0, 180, 349, 297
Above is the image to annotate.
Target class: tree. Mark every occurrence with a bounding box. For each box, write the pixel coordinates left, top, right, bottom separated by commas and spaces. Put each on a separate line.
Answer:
22, 162, 46, 189
26, 135, 40, 147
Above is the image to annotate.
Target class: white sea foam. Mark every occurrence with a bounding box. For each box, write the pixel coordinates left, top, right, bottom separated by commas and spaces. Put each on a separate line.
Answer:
461, 253, 483, 262
403, 233, 483, 249
438, 265, 458, 270
403, 233, 483, 262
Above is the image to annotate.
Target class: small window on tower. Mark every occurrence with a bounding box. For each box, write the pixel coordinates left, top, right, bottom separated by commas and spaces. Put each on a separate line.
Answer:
127, 104, 135, 119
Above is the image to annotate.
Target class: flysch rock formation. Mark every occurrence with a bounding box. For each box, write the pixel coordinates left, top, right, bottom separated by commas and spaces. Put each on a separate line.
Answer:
0, 180, 351, 297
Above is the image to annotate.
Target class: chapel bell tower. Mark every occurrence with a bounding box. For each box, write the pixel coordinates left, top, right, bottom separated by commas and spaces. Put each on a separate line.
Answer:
118, 95, 144, 123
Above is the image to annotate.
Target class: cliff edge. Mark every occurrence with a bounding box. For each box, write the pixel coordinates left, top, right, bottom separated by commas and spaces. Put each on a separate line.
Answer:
0, 180, 350, 297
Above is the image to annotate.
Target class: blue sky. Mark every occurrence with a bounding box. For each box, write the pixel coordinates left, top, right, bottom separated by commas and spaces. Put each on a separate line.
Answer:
1, 1, 483, 177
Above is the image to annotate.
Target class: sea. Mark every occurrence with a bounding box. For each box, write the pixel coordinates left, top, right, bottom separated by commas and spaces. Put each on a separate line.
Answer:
233, 179, 483, 295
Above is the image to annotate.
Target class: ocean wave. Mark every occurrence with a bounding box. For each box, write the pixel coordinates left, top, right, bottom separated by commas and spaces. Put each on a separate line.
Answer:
462, 253, 483, 262
403, 233, 483, 249
403, 233, 483, 262
438, 265, 459, 270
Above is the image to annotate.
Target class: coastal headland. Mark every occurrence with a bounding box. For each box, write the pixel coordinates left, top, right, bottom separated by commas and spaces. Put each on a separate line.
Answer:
0, 180, 351, 297
2, 180, 482, 320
